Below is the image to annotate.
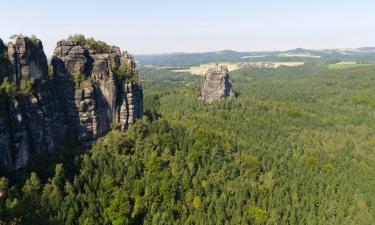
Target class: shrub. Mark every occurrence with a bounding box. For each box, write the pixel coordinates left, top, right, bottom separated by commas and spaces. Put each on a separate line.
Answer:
0, 78, 17, 97
0, 77, 34, 98
30, 34, 39, 45
19, 79, 33, 95
68, 34, 112, 54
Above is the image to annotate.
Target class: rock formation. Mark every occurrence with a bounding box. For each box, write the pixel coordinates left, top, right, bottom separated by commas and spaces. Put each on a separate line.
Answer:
8, 37, 49, 81
0, 39, 10, 78
51, 39, 143, 140
0, 36, 67, 169
200, 65, 235, 102
0, 36, 143, 170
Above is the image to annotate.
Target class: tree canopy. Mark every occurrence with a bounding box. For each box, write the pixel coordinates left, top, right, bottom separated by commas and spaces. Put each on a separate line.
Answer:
1, 63, 375, 224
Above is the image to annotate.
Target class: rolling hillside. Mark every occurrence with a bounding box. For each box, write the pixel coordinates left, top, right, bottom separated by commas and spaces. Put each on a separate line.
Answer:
136, 47, 375, 66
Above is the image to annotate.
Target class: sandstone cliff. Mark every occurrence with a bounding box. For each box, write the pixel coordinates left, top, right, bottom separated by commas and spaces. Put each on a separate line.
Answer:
200, 65, 235, 102
52, 39, 143, 140
0, 36, 143, 170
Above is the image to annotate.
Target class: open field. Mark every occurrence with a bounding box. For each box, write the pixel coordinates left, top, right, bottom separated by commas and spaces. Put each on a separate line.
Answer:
328, 61, 374, 70
241, 55, 269, 59
173, 62, 240, 75
273, 62, 305, 67
171, 61, 306, 75
277, 53, 321, 58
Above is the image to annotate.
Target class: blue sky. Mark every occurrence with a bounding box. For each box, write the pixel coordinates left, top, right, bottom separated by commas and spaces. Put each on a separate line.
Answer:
1, 0, 375, 55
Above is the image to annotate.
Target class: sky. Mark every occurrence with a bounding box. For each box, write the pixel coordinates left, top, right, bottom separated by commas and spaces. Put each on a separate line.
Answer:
1, 0, 375, 56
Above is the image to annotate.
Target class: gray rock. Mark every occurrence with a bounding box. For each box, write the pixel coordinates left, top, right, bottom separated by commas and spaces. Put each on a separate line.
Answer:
7, 36, 48, 81
51, 39, 144, 140
0, 39, 4, 52
200, 65, 235, 102
0, 36, 143, 170
0, 39, 10, 78
52, 41, 88, 80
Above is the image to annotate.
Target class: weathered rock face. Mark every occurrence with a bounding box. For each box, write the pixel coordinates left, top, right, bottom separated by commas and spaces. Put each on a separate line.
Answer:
8, 37, 48, 81
51, 40, 143, 141
121, 52, 143, 127
0, 39, 4, 54
0, 37, 66, 169
0, 37, 143, 170
200, 66, 235, 102
0, 39, 9, 78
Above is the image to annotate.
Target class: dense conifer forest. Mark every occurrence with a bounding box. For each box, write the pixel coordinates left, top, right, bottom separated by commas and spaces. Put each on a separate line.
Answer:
1, 63, 375, 224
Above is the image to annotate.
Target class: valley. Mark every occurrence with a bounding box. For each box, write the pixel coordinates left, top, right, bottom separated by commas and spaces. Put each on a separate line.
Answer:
2, 38, 375, 224
2, 1, 375, 224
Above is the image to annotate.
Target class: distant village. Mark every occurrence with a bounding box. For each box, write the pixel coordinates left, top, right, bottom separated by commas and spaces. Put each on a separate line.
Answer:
239, 62, 275, 68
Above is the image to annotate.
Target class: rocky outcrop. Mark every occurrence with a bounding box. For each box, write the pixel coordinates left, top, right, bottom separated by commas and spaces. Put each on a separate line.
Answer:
0, 39, 10, 80
0, 37, 66, 169
200, 65, 235, 102
8, 37, 49, 81
121, 52, 143, 127
0, 36, 143, 170
51, 40, 143, 140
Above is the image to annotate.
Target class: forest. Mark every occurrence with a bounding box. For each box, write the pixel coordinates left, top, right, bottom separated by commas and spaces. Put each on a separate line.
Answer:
1, 62, 375, 224
135, 49, 375, 67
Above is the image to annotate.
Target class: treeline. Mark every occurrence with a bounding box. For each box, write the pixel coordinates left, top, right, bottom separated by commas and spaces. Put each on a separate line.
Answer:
135, 49, 375, 67
1, 63, 375, 224
0, 117, 265, 224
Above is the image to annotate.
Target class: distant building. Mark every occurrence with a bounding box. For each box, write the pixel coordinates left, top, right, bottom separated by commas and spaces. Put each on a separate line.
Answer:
240, 62, 274, 68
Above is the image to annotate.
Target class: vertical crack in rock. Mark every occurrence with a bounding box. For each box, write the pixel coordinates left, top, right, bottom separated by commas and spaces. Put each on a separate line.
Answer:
200, 65, 235, 102
0, 37, 143, 170
51, 39, 143, 142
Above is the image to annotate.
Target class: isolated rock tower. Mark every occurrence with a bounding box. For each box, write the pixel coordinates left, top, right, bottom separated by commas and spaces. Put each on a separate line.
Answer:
200, 65, 235, 102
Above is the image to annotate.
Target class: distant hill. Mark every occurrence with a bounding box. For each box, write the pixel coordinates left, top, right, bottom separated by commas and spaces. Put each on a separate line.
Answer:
136, 47, 375, 66
135, 50, 254, 66
357, 47, 375, 52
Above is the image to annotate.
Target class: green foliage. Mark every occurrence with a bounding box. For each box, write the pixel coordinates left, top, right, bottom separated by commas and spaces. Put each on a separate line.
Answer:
328, 62, 374, 70
136, 48, 375, 67
192, 196, 201, 209
113, 63, 130, 81
2, 62, 375, 224
29, 35, 39, 45
0, 78, 34, 100
0, 78, 17, 97
112, 63, 141, 84
74, 73, 83, 88
248, 205, 268, 224
0, 177, 9, 194
22, 172, 41, 194
118, 63, 128, 77
19, 80, 33, 95
68, 34, 112, 54
48, 64, 53, 78
74, 73, 95, 88
349, 94, 375, 107
104, 190, 133, 225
